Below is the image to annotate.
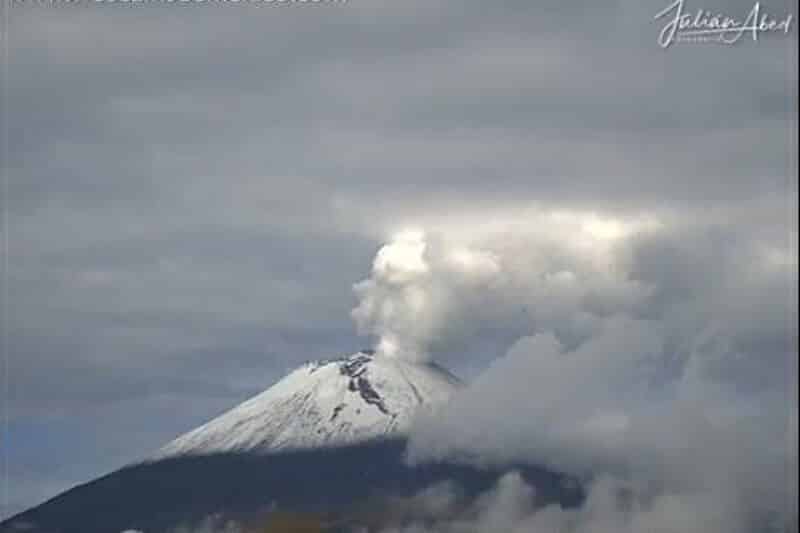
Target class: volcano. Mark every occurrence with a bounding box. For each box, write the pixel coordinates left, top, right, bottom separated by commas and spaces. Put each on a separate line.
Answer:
1, 351, 581, 533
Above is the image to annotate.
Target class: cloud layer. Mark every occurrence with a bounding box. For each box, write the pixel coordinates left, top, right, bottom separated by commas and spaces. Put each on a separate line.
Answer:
4, 0, 796, 518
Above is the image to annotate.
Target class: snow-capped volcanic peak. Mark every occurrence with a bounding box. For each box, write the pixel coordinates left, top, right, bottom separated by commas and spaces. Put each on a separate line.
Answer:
154, 351, 461, 458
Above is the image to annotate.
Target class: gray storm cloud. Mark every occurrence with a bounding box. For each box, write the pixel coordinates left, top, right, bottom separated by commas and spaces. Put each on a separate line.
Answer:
5, 0, 794, 518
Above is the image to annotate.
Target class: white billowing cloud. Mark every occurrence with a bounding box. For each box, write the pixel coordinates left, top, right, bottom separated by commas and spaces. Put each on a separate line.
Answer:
352, 229, 435, 361
351, 208, 656, 362
349, 205, 796, 531
372, 229, 431, 285
352, 227, 507, 361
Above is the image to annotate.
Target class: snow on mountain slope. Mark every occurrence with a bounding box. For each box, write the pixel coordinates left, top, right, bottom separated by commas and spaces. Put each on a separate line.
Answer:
153, 351, 462, 458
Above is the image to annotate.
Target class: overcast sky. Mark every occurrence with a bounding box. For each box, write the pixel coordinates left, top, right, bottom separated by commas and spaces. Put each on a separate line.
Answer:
1, 0, 797, 519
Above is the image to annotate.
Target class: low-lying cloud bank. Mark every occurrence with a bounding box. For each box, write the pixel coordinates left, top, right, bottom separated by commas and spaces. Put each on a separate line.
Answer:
353, 205, 797, 532
379, 471, 780, 533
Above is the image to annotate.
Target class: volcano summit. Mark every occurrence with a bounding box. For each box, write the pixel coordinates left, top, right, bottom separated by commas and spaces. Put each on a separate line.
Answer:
154, 350, 462, 458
